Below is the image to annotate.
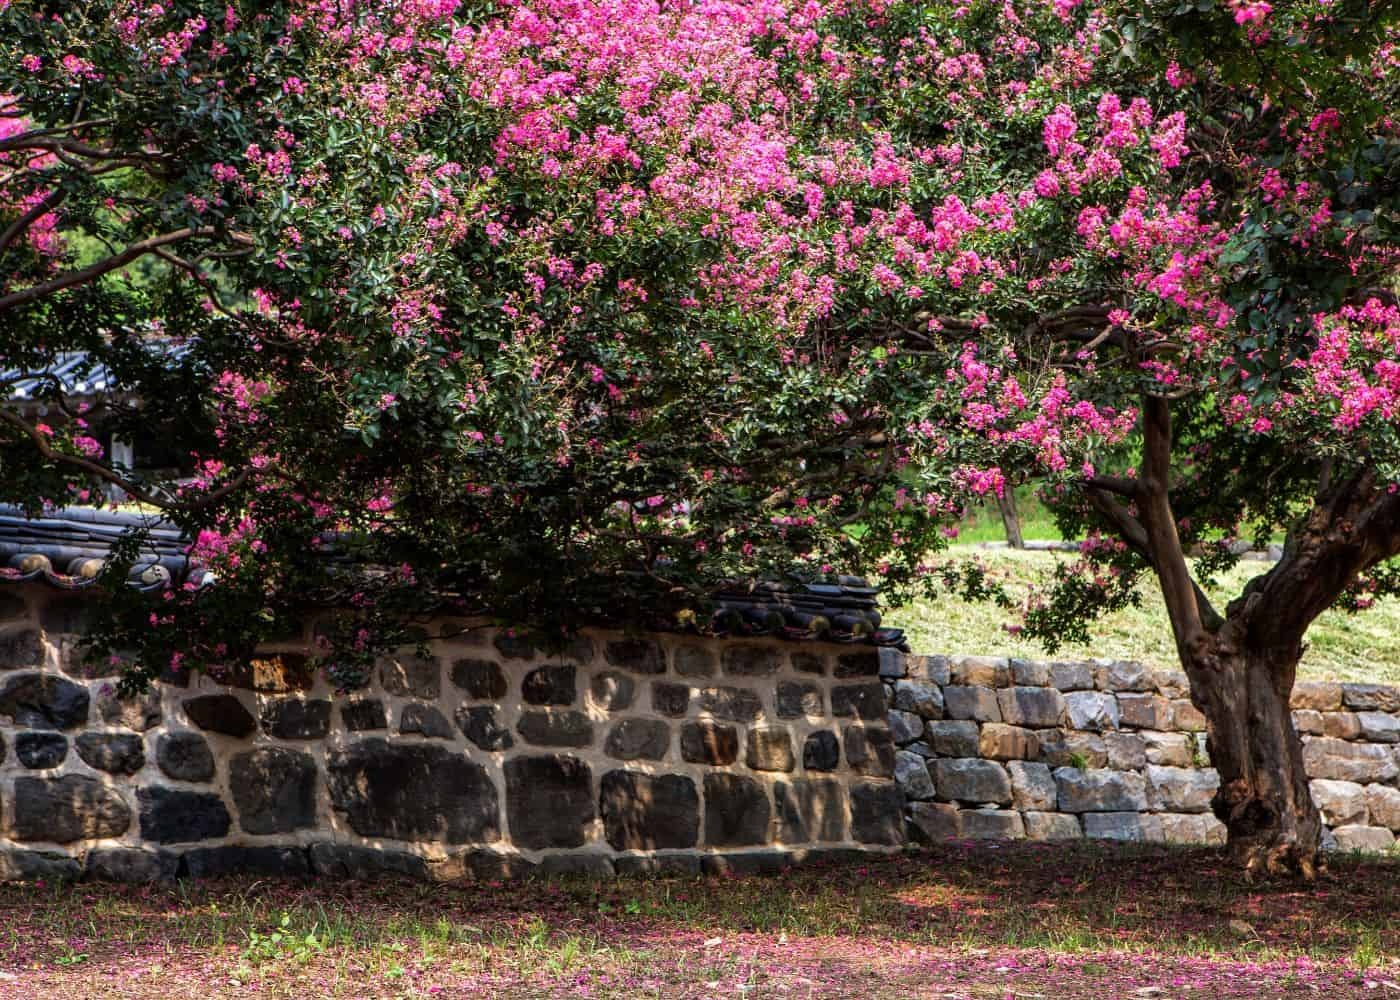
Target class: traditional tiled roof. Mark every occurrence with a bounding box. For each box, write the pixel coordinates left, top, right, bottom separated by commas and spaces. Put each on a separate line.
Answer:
0, 506, 905, 646
0, 505, 197, 592
2, 352, 120, 403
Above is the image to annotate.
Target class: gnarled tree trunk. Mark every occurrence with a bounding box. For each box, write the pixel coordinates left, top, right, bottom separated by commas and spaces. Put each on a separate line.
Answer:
1184, 634, 1321, 877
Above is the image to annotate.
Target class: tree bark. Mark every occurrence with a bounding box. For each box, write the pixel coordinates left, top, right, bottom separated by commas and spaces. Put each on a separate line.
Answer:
997, 489, 1024, 549
1183, 632, 1321, 877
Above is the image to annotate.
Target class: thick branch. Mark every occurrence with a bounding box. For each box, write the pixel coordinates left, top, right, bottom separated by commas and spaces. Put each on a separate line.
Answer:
0, 227, 231, 311
0, 408, 250, 513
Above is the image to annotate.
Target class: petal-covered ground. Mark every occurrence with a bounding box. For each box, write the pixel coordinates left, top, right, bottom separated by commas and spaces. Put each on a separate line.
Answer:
1, 843, 1397, 998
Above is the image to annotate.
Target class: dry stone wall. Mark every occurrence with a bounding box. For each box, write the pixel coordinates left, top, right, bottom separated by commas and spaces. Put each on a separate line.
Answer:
0, 584, 903, 882
880, 651, 1400, 853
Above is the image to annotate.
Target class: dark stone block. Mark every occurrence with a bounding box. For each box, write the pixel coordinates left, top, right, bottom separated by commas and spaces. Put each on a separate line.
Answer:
791, 652, 828, 675
0, 628, 43, 670
221, 653, 314, 693
183, 694, 256, 738
590, 671, 635, 711
538, 854, 615, 877
182, 846, 311, 879
605, 638, 665, 674
493, 631, 537, 660
517, 709, 594, 747
505, 755, 595, 849
310, 843, 430, 881
341, 699, 387, 731
696, 686, 763, 722
844, 726, 895, 777
456, 704, 515, 751
704, 773, 770, 847
450, 658, 508, 700
16, 731, 67, 769
84, 848, 178, 883
600, 770, 699, 851
775, 779, 846, 843
803, 731, 840, 771
850, 781, 906, 845
0, 592, 28, 621
614, 853, 703, 876
604, 718, 669, 760
75, 732, 145, 775
776, 681, 824, 719
95, 687, 161, 732
0, 849, 82, 882
14, 775, 131, 842
835, 651, 880, 678
672, 643, 717, 678
722, 645, 781, 677
380, 654, 441, 699
831, 683, 887, 720
680, 720, 739, 765
261, 698, 332, 740
746, 727, 796, 772
137, 787, 231, 844
651, 682, 691, 717
701, 851, 795, 876
230, 747, 318, 835
522, 664, 576, 705
399, 702, 454, 739
39, 596, 89, 634
0, 673, 89, 729
461, 849, 537, 882
156, 731, 214, 782
328, 739, 500, 844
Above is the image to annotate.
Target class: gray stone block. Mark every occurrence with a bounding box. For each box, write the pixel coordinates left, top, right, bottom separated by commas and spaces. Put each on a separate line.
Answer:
589, 671, 635, 711
925, 720, 979, 757
1049, 662, 1094, 691
450, 658, 507, 700
399, 703, 454, 739
932, 758, 1011, 805
893, 680, 943, 719
1024, 812, 1082, 840
1303, 737, 1399, 783
704, 773, 771, 846
1054, 767, 1148, 812
850, 780, 904, 845
1064, 691, 1119, 732
831, 682, 887, 720
516, 709, 594, 748
1008, 761, 1057, 811
1093, 660, 1154, 692
887, 709, 923, 745
943, 685, 1001, 722
844, 726, 894, 777
1104, 732, 1146, 771
1342, 684, 1400, 712
1144, 764, 1218, 813
1358, 712, 1400, 743
894, 750, 935, 800
997, 686, 1066, 727
696, 686, 763, 722
958, 807, 1024, 840
1083, 812, 1162, 842
1331, 825, 1396, 853
1310, 778, 1368, 826
775, 778, 846, 843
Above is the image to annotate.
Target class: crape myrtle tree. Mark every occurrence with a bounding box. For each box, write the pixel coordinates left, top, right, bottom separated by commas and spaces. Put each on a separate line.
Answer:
1, 1, 1397, 870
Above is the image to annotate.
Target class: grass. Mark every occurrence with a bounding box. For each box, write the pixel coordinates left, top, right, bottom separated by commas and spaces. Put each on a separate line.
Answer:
0, 845, 1396, 998
886, 548, 1400, 684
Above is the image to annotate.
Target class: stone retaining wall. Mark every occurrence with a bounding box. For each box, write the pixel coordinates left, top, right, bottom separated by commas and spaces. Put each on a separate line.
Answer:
879, 651, 1400, 853
0, 584, 903, 881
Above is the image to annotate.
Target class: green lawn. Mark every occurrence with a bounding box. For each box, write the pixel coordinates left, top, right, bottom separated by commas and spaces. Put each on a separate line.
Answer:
886, 548, 1400, 685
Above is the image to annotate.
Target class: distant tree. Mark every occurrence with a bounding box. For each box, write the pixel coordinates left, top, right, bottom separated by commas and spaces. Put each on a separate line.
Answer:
2, 0, 1397, 872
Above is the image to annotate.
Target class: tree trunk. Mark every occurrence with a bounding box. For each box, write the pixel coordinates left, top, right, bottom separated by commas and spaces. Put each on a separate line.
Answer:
997, 490, 1023, 549
1184, 636, 1322, 877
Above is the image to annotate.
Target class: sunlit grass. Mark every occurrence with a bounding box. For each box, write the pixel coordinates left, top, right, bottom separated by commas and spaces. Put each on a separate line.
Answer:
887, 548, 1400, 684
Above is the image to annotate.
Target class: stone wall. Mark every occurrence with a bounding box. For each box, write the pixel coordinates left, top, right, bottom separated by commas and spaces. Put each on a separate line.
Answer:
0, 584, 903, 881
880, 651, 1400, 853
